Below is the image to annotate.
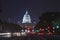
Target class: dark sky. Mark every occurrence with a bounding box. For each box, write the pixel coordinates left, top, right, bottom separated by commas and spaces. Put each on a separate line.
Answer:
0, 0, 60, 23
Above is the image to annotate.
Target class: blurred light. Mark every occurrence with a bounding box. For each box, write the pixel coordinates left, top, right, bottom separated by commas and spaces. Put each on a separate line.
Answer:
21, 29, 24, 32
53, 30, 55, 32
30, 32, 35, 35
21, 32, 26, 36
38, 33, 43, 35
48, 32, 52, 35
6, 33, 11, 34
27, 27, 30, 30
45, 28, 48, 30
49, 32, 51, 34
13, 32, 21, 36
56, 26, 59, 28
42, 29, 44, 31
27, 30, 30, 33
0, 33, 11, 35
4, 34, 11, 37
48, 30, 50, 32
53, 27, 55, 29
32, 29, 34, 32
35, 30, 39, 32
39, 28, 42, 30
48, 26, 50, 29
0, 33, 11, 37
25, 29, 28, 32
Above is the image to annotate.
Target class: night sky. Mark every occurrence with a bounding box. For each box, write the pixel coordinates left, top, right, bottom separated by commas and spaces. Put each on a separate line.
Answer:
0, 0, 60, 23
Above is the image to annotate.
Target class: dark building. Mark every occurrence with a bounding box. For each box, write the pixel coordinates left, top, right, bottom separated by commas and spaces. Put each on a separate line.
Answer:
35, 12, 60, 34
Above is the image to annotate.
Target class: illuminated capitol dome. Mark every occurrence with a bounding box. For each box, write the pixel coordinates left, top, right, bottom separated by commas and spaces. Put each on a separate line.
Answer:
19, 10, 36, 29
22, 10, 32, 23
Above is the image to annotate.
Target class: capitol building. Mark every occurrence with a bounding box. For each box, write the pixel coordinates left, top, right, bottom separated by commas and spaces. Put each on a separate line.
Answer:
19, 10, 36, 29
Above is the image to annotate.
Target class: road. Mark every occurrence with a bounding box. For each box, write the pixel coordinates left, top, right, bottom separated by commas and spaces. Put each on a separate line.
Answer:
1, 35, 60, 40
